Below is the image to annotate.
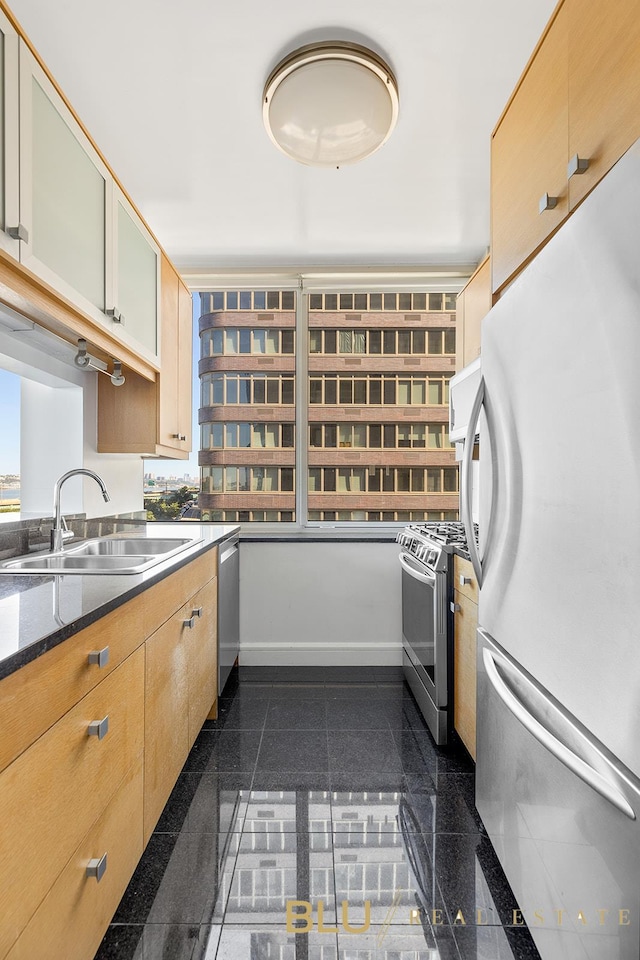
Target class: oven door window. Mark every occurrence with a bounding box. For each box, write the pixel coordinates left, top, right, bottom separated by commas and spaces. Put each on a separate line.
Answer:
401, 557, 437, 686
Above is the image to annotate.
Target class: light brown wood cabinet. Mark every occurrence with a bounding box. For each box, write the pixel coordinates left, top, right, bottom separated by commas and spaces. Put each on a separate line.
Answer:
491, 3, 569, 293
453, 555, 479, 760
143, 551, 218, 843
0, 647, 145, 959
455, 255, 492, 372
0, 546, 219, 960
567, 0, 640, 211
97, 255, 192, 458
492, 0, 640, 294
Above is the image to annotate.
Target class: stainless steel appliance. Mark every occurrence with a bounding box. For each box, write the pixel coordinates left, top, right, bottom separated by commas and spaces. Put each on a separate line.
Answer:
397, 521, 475, 745
218, 534, 239, 694
460, 139, 640, 959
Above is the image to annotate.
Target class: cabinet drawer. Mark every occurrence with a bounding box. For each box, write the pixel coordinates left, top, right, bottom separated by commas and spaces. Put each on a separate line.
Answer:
453, 591, 479, 761
0, 647, 144, 958
142, 548, 218, 637
453, 555, 479, 604
5, 757, 143, 960
0, 593, 145, 773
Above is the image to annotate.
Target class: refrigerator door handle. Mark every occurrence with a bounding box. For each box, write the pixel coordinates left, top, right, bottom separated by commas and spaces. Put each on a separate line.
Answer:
461, 375, 485, 587
482, 647, 636, 820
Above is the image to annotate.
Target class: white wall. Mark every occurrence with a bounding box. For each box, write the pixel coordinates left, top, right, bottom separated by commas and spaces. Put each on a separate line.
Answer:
239, 541, 402, 666
0, 326, 144, 517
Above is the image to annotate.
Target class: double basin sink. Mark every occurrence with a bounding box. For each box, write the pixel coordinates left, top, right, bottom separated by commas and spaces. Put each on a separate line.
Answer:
0, 536, 203, 575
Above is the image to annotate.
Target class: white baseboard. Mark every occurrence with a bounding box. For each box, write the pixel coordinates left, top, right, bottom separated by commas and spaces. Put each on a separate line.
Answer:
239, 641, 402, 666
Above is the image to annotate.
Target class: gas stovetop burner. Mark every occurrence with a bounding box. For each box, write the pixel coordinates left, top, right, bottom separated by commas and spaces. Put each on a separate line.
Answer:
404, 521, 477, 546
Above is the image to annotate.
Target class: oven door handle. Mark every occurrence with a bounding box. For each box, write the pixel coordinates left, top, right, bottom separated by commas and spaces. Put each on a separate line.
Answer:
399, 552, 436, 585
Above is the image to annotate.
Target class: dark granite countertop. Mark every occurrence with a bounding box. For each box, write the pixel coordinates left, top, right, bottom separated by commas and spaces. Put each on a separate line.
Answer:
0, 522, 239, 681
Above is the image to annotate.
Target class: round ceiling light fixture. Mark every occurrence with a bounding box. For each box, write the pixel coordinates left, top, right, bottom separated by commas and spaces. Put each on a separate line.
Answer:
262, 41, 399, 167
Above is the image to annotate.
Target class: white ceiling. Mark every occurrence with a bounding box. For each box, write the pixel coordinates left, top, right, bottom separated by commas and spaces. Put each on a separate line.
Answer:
9, 0, 556, 275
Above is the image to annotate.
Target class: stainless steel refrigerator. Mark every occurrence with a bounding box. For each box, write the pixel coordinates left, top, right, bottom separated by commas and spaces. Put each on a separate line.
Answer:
460, 139, 640, 960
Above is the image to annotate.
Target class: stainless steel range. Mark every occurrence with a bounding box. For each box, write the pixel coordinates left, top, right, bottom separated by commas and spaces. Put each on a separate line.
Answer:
396, 521, 476, 745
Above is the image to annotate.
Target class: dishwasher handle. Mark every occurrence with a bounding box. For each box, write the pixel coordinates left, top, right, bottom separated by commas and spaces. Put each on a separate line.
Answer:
220, 538, 239, 564
483, 646, 636, 821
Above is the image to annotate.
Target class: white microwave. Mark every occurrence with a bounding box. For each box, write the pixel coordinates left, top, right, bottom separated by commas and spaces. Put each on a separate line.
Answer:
449, 356, 482, 453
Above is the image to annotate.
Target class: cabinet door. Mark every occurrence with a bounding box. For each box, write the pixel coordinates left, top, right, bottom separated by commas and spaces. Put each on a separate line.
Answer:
568, 0, 640, 210
19, 42, 108, 321
0, 648, 144, 958
0, 9, 19, 258
144, 603, 190, 843
453, 591, 478, 760
178, 277, 193, 449
185, 577, 218, 748
158, 255, 191, 454
455, 256, 490, 372
491, 4, 569, 292
110, 188, 159, 364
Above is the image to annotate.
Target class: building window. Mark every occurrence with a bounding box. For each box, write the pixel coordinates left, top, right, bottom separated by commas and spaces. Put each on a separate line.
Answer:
308, 374, 451, 405
308, 328, 455, 355
198, 286, 459, 525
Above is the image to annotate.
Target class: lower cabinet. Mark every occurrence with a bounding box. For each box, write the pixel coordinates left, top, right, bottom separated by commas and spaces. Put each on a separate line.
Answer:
452, 556, 479, 760
5, 759, 144, 960
0, 547, 219, 960
143, 565, 218, 843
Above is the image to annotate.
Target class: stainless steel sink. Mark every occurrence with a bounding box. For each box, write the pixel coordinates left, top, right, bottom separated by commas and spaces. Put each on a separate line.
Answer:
67, 537, 193, 557
0, 535, 203, 575
2, 555, 151, 573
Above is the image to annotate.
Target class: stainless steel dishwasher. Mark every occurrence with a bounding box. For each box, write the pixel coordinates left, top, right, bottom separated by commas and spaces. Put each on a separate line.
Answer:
218, 535, 240, 694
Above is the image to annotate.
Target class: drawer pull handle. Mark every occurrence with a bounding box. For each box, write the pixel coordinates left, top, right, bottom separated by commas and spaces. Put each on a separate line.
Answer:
86, 853, 108, 882
183, 617, 196, 629
6, 223, 28, 242
106, 307, 124, 324
192, 607, 203, 618
172, 433, 187, 441
567, 154, 589, 178
539, 192, 558, 214
459, 575, 471, 587
88, 647, 110, 668
88, 716, 109, 739
450, 602, 461, 613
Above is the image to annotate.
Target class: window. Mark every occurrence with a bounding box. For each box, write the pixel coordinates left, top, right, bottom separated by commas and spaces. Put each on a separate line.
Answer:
198, 286, 459, 525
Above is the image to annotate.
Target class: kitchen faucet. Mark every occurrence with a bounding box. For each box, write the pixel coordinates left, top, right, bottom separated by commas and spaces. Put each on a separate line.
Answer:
51, 469, 110, 552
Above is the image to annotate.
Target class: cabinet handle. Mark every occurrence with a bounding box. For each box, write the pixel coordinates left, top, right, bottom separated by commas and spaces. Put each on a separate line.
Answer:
450, 602, 461, 613
183, 616, 196, 629
459, 575, 472, 587
538, 193, 558, 214
88, 716, 109, 739
106, 308, 124, 324
88, 647, 110, 668
6, 223, 28, 242
86, 853, 108, 882
172, 433, 187, 441
192, 607, 203, 618
567, 154, 589, 178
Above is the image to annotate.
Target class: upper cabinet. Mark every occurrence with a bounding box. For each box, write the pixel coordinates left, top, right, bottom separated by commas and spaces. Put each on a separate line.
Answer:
455, 255, 491, 372
97, 257, 192, 459
567, 0, 640, 211
491, 0, 640, 294
0, 9, 19, 259
491, 3, 568, 294
17, 43, 160, 367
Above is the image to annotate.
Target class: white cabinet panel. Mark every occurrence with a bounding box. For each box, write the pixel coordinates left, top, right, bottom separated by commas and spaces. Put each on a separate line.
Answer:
113, 193, 158, 359
16, 40, 159, 365
0, 10, 19, 257
31, 75, 106, 312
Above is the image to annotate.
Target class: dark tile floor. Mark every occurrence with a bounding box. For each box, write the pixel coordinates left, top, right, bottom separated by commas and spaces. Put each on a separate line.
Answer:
94, 667, 542, 960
